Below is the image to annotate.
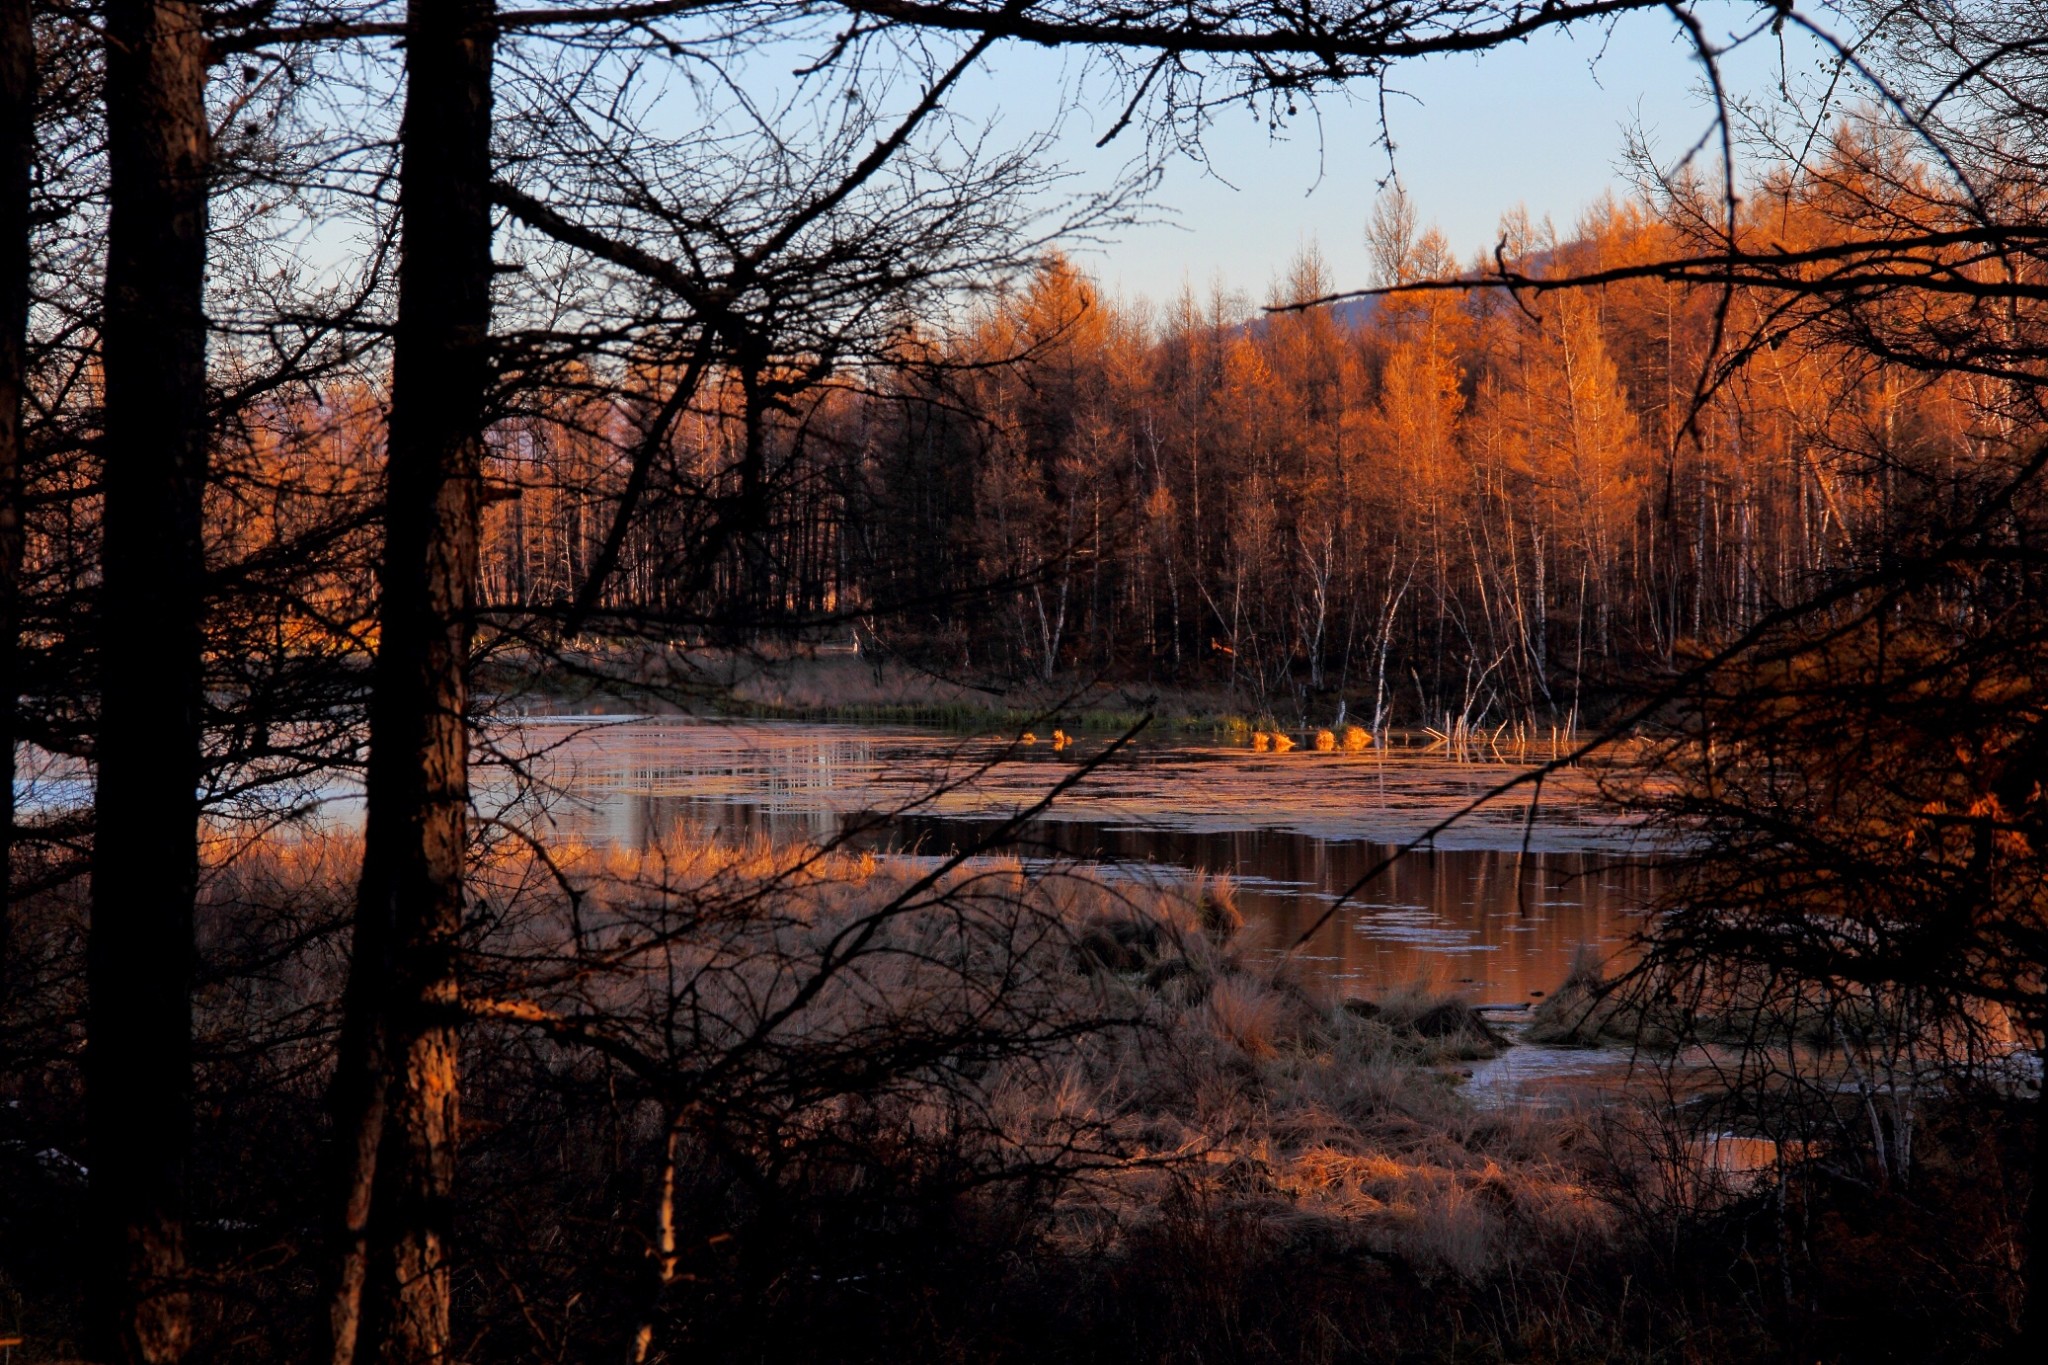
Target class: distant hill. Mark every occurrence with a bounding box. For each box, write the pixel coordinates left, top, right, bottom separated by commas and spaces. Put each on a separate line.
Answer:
1238, 291, 1380, 336
1321, 295, 1381, 329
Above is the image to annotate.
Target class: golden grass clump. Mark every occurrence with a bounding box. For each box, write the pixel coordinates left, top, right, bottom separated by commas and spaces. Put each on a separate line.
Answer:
1204, 976, 1298, 1058
1341, 724, 1372, 751
1349, 981, 1510, 1062
1269, 732, 1297, 753
1250, 731, 1271, 752
1312, 728, 1336, 752
1523, 949, 1683, 1048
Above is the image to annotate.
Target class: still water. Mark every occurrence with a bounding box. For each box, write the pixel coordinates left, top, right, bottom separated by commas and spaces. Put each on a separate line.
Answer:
482, 714, 1660, 1008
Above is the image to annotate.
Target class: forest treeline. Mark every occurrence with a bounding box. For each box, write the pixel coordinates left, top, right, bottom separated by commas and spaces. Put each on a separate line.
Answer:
457, 142, 2006, 731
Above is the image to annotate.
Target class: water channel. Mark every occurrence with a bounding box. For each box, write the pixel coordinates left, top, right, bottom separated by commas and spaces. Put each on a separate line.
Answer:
483, 714, 1662, 1020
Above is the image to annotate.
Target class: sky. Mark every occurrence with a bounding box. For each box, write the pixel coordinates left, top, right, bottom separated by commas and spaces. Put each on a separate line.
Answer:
968, 4, 1848, 307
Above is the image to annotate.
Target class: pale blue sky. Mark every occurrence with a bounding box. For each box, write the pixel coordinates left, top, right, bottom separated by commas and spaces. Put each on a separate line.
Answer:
979, 4, 1847, 307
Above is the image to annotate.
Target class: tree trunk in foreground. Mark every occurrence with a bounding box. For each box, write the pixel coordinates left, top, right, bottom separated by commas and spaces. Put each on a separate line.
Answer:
328, 2, 495, 1362
89, 2, 211, 1360
0, 0, 34, 990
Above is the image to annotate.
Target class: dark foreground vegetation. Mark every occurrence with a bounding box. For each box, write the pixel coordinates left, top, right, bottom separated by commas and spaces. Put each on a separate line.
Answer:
3, 828, 2039, 1363
4, 1, 2048, 1362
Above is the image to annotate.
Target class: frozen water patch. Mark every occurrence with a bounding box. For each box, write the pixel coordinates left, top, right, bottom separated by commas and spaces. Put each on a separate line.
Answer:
1465, 1017, 1647, 1110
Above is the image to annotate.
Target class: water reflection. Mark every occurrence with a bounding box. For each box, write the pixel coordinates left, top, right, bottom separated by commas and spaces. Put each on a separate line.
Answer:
485, 715, 1657, 1001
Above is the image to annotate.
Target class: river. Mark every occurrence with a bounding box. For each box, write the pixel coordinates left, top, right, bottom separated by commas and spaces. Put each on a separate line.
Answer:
481, 713, 1660, 1017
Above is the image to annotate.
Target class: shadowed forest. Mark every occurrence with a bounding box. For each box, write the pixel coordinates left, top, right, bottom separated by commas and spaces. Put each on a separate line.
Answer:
3, 3, 2048, 1364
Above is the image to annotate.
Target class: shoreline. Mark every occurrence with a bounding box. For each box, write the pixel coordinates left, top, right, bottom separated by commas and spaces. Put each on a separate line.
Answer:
484, 644, 1599, 751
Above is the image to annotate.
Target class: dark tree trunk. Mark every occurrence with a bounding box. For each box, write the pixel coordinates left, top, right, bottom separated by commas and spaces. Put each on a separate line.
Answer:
327, 2, 495, 1362
0, 0, 34, 988
89, 2, 211, 1361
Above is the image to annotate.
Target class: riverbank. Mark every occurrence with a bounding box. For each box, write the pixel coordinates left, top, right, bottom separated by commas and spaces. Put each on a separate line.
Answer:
483, 641, 1231, 730
692, 647, 1253, 734
486, 640, 1597, 744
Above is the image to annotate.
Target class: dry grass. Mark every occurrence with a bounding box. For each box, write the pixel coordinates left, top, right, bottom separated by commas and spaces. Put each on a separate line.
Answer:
195, 819, 1608, 1296
1051, 935, 1607, 1289
5, 814, 2016, 1363
4, 821, 1708, 1363
1523, 947, 1666, 1047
